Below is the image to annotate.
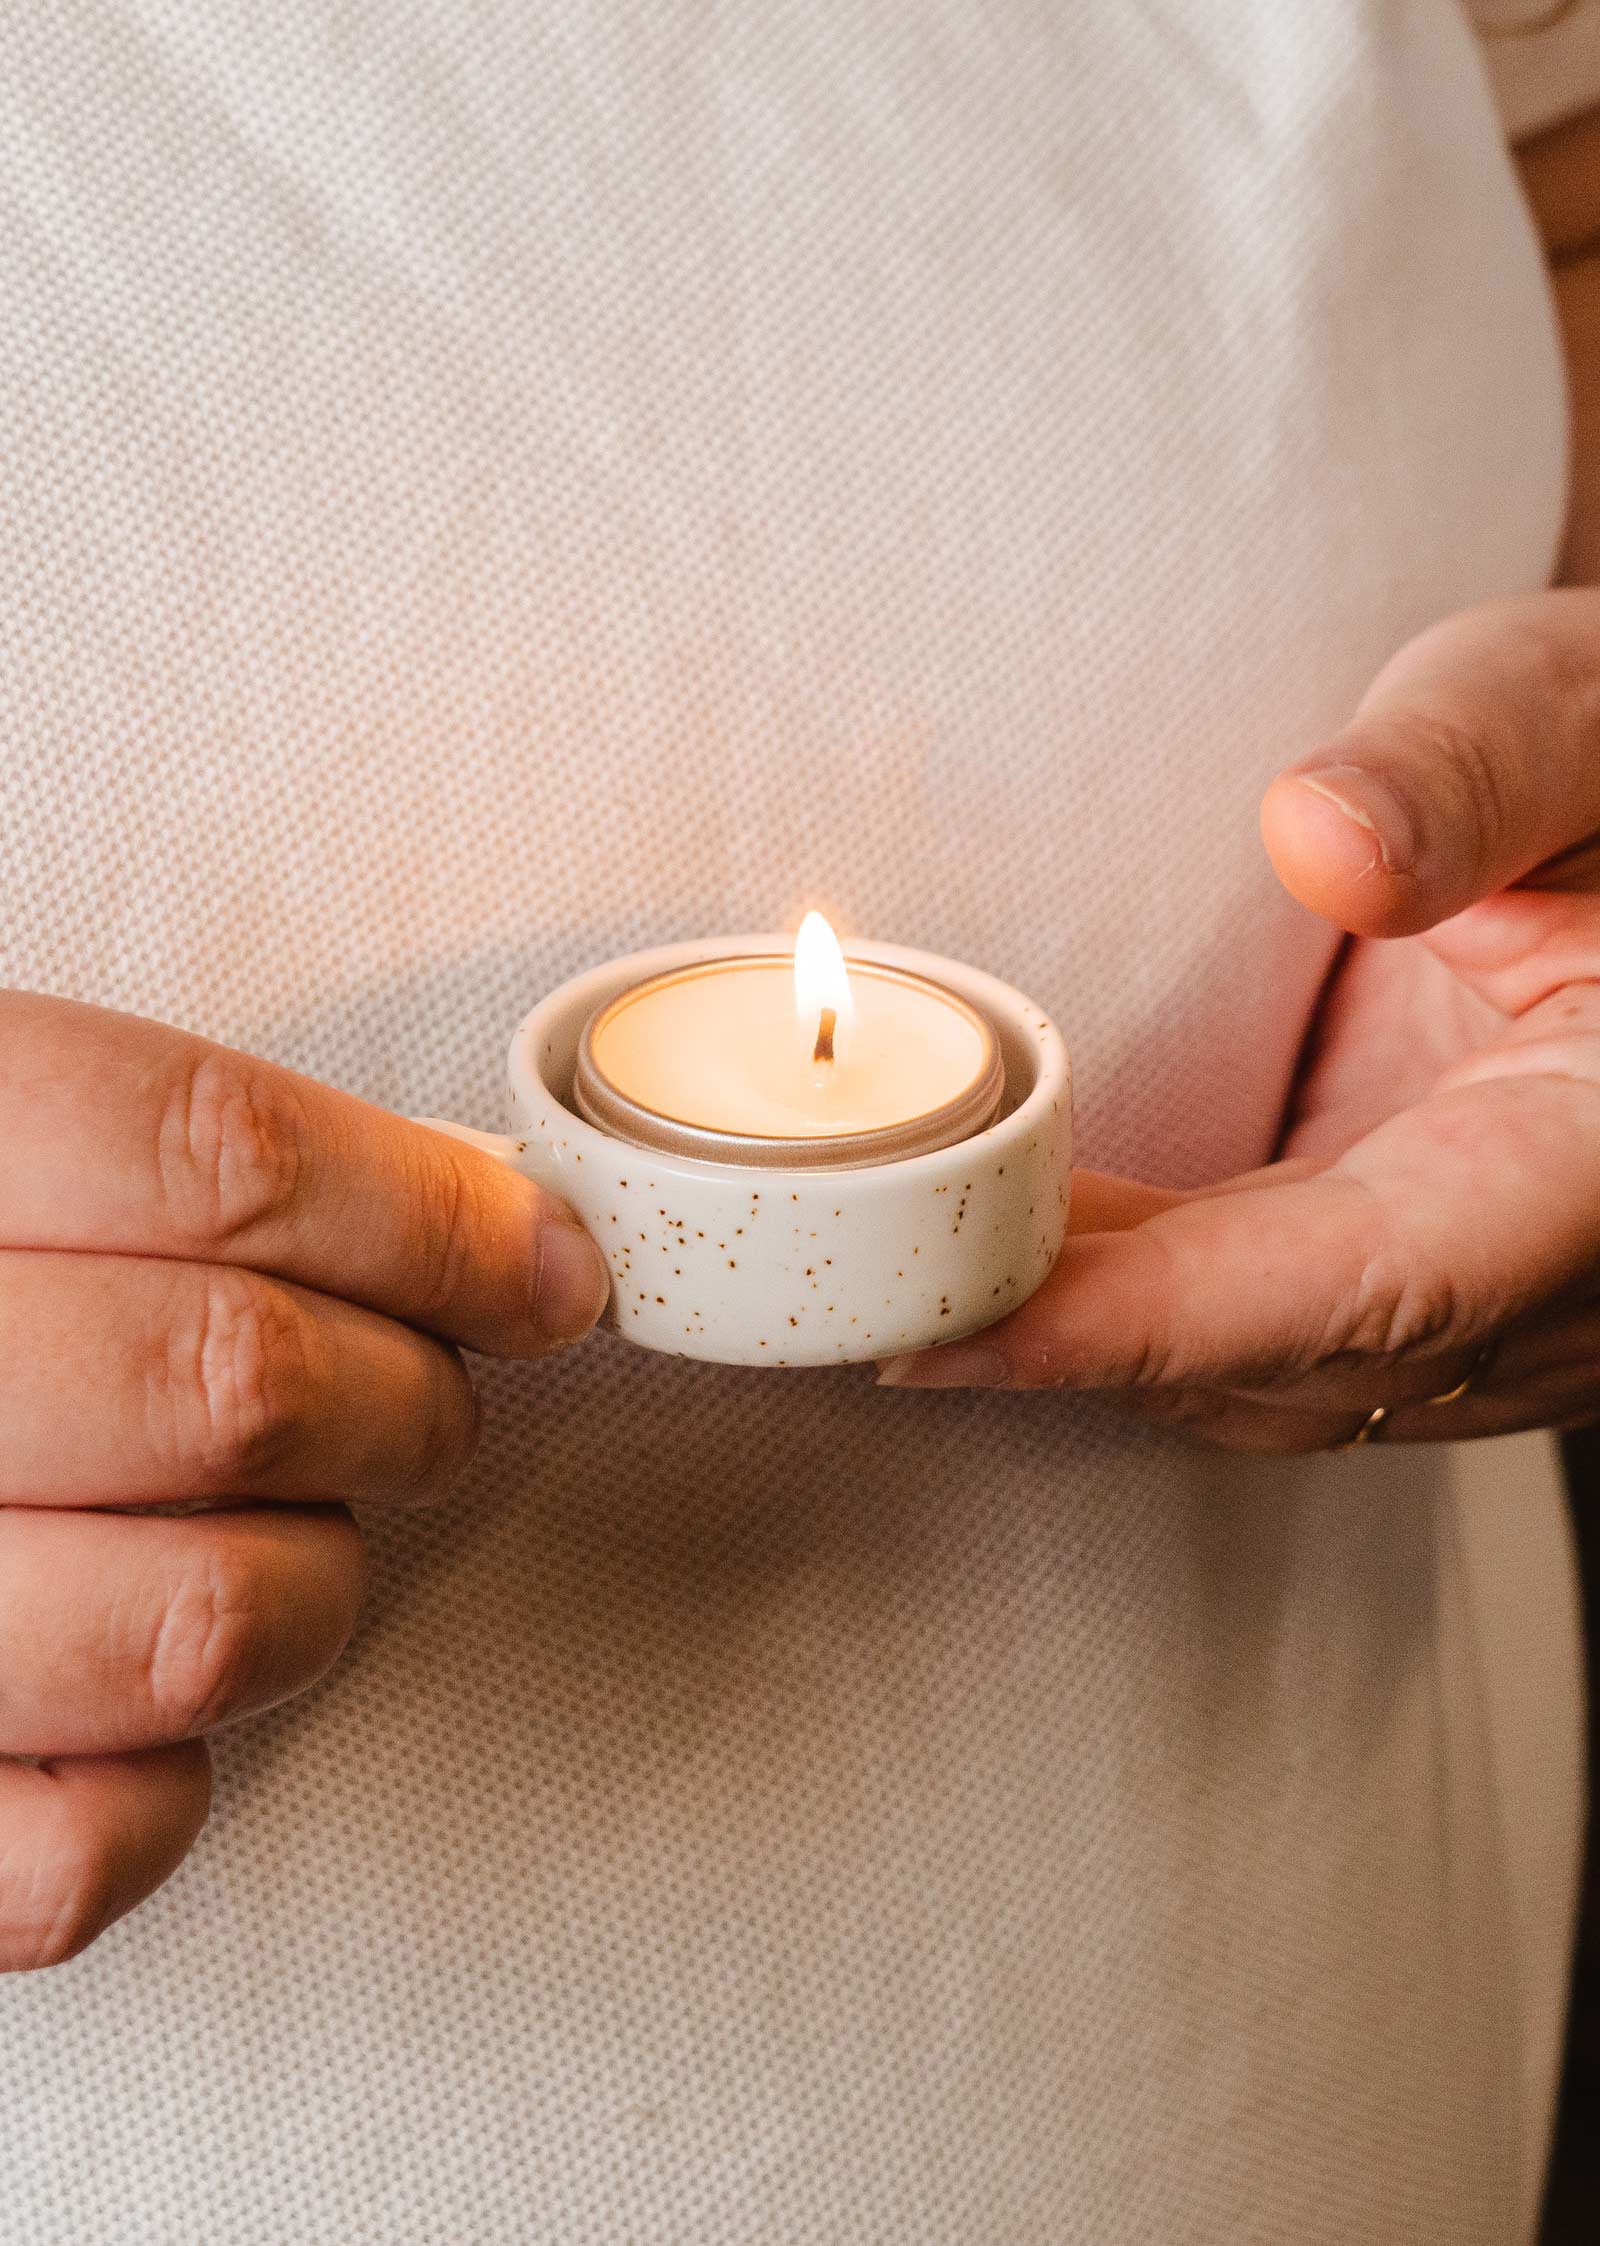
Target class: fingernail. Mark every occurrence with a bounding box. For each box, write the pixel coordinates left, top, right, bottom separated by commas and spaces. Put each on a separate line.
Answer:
1291, 766, 1418, 875
532, 1218, 610, 1343
876, 1341, 1010, 1390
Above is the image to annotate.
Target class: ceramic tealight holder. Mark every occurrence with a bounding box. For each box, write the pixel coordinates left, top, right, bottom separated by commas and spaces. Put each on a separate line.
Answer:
422, 935, 1071, 1368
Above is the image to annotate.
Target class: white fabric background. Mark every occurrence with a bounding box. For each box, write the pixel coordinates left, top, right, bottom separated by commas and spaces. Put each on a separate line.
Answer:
0, 4, 1584, 2240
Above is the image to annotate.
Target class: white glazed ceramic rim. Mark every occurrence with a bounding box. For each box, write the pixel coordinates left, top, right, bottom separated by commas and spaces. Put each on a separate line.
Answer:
508, 935, 1068, 1190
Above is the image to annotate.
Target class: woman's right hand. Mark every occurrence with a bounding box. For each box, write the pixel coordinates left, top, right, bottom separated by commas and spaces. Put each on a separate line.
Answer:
0, 993, 609, 1972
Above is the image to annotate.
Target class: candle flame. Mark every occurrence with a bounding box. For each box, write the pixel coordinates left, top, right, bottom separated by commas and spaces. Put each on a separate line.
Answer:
794, 911, 853, 1063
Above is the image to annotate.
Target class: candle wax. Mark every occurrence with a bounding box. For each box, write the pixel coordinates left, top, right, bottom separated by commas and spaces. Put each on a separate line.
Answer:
587, 960, 990, 1141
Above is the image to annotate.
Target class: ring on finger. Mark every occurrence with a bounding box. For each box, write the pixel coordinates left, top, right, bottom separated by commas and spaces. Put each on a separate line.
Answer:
1333, 1403, 1390, 1451
1421, 1337, 1499, 1410
1332, 1339, 1500, 1451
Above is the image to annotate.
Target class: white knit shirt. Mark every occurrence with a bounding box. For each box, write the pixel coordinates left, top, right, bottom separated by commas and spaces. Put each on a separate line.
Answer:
0, 5, 1589, 2240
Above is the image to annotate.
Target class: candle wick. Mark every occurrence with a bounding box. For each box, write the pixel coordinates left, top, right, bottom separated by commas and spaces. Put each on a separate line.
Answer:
813, 1007, 837, 1066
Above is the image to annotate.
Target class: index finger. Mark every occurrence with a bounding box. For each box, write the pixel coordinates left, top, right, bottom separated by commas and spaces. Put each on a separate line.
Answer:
0, 993, 608, 1356
880, 1071, 1600, 1392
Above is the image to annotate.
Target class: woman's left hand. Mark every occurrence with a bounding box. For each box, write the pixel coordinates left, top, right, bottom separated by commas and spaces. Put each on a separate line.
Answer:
880, 589, 1600, 1451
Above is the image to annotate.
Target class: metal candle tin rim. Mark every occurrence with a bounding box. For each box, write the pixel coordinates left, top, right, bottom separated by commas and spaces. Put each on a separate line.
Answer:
572, 952, 1006, 1171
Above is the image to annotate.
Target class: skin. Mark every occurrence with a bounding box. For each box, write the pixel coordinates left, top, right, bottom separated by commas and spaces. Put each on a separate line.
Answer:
881, 111, 1600, 1454
0, 1001, 609, 1970
8, 109, 1600, 1974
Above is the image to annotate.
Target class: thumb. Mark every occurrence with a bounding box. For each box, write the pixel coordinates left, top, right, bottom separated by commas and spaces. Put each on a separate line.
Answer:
1260, 589, 1600, 938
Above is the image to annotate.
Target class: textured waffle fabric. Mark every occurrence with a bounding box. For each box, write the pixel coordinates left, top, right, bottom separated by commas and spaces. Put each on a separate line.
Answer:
0, 5, 1587, 2241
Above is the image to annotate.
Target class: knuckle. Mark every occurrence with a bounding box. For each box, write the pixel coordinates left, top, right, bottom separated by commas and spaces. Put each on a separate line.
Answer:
407, 1348, 481, 1500
144, 1554, 264, 1739
1295, 1179, 1475, 1374
0, 1814, 116, 1975
1123, 1328, 1184, 1390
1331, 1238, 1467, 1365
433, 1356, 481, 1479
407, 1150, 480, 1329
1447, 724, 1515, 886
155, 1049, 305, 1250
153, 1267, 315, 1491
1407, 710, 1511, 883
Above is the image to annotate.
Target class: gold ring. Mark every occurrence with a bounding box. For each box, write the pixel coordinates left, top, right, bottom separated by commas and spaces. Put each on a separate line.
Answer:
1334, 1403, 1390, 1451
1423, 1339, 1498, 1410
1334, 1340, 1499, 1450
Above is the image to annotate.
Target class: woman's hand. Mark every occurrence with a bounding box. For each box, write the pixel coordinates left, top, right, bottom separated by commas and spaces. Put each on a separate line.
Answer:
0, 998, 608, 1970
880, 589, 1600, 1451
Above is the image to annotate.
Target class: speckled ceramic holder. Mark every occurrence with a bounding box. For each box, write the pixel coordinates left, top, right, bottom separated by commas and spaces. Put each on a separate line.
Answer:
422, 936, 1071, 1369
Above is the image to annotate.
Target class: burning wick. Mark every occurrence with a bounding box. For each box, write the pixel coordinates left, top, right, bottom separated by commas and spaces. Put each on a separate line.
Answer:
795, 910, 852, 1073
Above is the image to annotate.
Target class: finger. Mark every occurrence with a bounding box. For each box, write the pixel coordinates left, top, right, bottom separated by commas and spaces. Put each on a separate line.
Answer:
1260, 588, 1600, 938
1130, 1385, 1361, 1455
0, 993, 608, 1356
1067, 1160, 1328, 1235
877, 1071, 1600, 1393
1075, 1298, 1600, 1456
1066, 1171, 1182, 1234
0, 1744, 211, 1974
1134, 1379, 1579, 1454
1115, 1347, 1582, 1455
1379, 1299, 1600, 1443
984, 1268, 1600, 1453
0, 1506, 364, 1756
1422, 886, 1600, 1028
0, 1252, 479, 1507
1221, 1339, 1490, 1419
1130, 1326, 1497, 1449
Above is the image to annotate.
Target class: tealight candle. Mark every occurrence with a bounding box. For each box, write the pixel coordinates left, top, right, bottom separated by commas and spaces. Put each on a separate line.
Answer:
572, 913, 1004, 1169
417, 927, 1071, 1368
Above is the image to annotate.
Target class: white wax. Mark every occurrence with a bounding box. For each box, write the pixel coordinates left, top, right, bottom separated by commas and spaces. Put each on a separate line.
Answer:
589, 960, 989, 1141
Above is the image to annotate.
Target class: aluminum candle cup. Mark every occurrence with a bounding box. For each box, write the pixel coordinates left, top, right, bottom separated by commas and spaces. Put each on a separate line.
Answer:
420, 935, 1071, 1369
572, 954, 1005, 1168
